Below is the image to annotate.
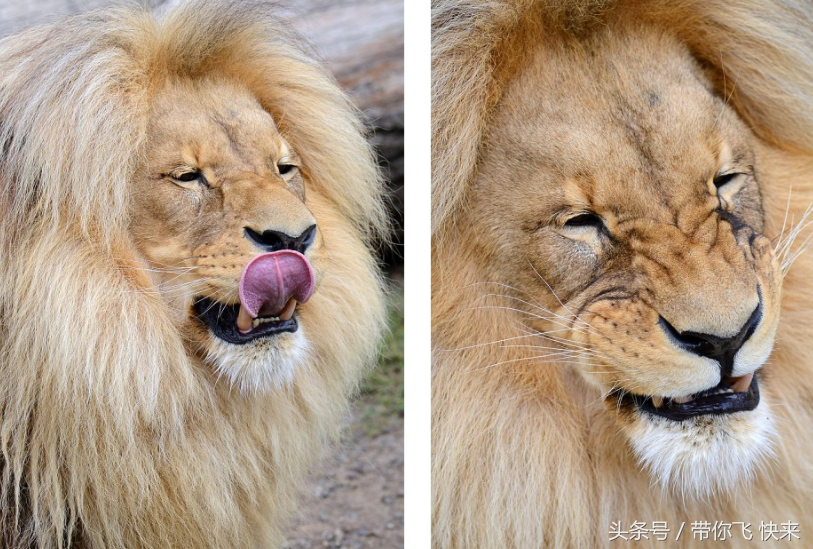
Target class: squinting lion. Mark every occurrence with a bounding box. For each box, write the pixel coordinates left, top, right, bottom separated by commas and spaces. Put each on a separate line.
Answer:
0, 1, 387, 547
432, 0, 813, 547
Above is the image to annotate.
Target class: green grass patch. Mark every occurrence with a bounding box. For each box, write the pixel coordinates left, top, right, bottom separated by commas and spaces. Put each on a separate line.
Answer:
358, 277, 404, 435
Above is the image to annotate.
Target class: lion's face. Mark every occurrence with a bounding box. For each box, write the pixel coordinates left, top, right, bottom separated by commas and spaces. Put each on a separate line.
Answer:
469, 30, 781, 496
131, 78, 322, 391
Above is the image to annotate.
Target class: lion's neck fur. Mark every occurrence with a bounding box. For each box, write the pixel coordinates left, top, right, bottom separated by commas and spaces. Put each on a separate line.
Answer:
432, 148, 813, 548
0, 225, 383, 549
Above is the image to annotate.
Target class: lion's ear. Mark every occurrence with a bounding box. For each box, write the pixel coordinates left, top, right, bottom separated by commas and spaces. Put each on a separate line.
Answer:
661, 0, 813, 153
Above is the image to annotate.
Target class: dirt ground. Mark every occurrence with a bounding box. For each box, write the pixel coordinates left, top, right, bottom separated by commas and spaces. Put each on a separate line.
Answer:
283, 417, 404, 549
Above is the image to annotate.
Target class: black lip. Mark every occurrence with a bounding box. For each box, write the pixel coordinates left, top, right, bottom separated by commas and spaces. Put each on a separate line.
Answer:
627, 374, 760, 421
193, 297, 298, 345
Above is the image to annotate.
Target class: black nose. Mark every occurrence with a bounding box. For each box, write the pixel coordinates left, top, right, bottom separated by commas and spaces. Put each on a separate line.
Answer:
659, 301, 762, 377
244, 224, 316, 254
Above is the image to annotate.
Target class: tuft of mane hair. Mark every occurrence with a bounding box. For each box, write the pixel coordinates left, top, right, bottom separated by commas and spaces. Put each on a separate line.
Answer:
0, 1, 387, 548
433, 0, 813, 547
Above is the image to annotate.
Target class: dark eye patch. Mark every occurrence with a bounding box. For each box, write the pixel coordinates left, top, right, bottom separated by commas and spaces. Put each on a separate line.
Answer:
713, 172, 742, 189
175, 171, 203, 182
565, 212, 604, 228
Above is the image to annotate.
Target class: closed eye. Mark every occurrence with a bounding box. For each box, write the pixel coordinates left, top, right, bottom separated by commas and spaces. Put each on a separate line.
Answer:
175, 171, 203, 182
713, 172, 745, 189
167, 169, 208, 189
276, 155, 299, 180
564, 212, 604, 229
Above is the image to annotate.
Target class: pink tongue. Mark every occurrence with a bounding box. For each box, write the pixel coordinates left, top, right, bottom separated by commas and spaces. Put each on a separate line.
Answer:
238, 251, 315, 318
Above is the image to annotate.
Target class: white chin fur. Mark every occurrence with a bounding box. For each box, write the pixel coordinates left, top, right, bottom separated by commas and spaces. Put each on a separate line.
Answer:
204, 328, 310, 393
625, 398, 776, 500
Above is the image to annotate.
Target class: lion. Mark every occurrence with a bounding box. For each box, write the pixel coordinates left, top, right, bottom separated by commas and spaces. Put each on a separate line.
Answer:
432, 0, 813, 547
0, 1, 387, 548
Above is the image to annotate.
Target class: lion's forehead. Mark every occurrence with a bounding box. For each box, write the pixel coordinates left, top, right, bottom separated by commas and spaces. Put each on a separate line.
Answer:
489, 27, 752, 208
148, 80, 287, 172
484, 75, 762, 240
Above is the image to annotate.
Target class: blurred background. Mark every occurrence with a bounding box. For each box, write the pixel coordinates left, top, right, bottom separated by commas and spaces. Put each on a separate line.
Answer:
0, 1, 404, 548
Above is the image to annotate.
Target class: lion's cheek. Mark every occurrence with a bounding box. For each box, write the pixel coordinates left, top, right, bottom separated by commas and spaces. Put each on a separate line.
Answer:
580, 303, 719, 397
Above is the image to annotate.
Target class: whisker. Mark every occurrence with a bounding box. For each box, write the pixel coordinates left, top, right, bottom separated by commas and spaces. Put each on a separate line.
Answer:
475, 353, 607, 372
470, 305, 590, 337
127, 279, 211, 296
440, 333, 545, 352
527, 260, 597, 330
500, 343, 601, 357
773, 186, 793, 252
514, 326, 612, 361
477, 292, 595, 335
775, 203, 813, 275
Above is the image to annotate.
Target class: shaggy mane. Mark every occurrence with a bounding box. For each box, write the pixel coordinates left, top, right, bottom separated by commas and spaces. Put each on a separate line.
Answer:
0, 2, 386, 548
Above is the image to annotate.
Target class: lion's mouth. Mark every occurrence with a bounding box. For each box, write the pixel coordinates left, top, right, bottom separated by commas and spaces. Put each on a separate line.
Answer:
194, 297, 299, 344
626, 372, 760, 421
193, 250, 315, 345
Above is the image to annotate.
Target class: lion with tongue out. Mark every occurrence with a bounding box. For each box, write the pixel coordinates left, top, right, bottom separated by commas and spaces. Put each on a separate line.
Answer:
0, 1, 387, 548
236, 250, 316, 333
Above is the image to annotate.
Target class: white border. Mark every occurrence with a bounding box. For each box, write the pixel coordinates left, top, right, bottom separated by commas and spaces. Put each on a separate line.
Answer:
404, 0, 432, 546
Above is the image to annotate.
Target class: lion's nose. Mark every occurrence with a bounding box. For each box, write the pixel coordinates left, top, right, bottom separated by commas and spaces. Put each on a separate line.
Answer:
244, 224, 316, 254
658, 301, 762, 376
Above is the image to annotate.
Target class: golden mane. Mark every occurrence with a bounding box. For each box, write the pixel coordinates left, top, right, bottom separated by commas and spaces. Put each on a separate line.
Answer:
433, 1, 813, 547
0, 2, 386, 547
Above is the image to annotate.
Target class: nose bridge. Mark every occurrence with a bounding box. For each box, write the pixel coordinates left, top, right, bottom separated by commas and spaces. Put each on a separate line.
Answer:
636, 224, 759, 337
226, 174, 316, 238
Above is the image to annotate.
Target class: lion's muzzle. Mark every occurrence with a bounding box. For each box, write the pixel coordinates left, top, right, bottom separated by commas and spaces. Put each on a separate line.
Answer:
624, 295, 764, 420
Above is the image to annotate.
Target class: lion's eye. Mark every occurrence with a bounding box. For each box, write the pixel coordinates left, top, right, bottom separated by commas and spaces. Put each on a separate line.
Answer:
278, 163, 298, 177
564, 212, 604, 229
713, 172, 744, 189
174, 171, 204, 183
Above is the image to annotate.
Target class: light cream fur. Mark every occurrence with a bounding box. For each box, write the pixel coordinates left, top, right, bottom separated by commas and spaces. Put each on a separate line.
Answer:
433, 0, 813, 547
0, 2, 386, 548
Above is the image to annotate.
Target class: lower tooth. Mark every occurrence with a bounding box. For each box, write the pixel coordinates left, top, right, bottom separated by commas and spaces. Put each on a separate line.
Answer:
253, 317, 280, 327
278, 298, 297, 321
728, 372, 754, 393
672, 396, 693, 404
237, 303, 254, 333
242, 310, 290, 331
